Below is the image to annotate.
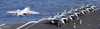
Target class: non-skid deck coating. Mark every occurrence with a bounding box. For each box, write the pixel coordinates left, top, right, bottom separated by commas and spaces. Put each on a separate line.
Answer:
0, 9, 100, 29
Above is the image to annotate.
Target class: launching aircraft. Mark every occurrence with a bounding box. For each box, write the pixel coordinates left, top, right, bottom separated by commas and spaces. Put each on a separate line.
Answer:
7, 6, 39, 17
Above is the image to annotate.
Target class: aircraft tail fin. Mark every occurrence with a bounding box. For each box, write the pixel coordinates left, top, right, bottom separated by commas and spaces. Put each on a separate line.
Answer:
58, 9, 61, 15
46, 14, 48, 20
25, 6, 30, 11
95, 3, 96, 6
57, 12, 60, 16
50, 11, 54, 18
64, 8, 67, 14
17, 9, 20, 13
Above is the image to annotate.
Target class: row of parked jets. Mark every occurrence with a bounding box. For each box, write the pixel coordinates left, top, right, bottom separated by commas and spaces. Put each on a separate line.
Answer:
6, 3, 97, 26
46, 3, 97, 26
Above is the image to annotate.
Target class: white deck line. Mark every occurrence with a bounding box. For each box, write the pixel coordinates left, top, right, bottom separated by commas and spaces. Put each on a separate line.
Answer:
25, 19, 46, 29
16, 21, 39, 29
16, 18, 46, 29
24, 22, 38, 29
0, 24, 5, 27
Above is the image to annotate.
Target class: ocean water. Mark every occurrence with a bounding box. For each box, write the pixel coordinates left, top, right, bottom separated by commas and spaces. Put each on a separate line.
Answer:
0, 0, 100, 24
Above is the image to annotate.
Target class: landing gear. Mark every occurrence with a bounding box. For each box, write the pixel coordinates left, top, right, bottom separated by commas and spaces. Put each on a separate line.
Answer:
20, 16, 22, 17
27, 14, 28, 17
16, 13, 17, 15
30, 14, 32, 15
27, 15, 28, 17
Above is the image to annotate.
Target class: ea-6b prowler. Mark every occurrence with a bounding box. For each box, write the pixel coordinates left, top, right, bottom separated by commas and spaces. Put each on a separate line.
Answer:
7, 6, 39, 17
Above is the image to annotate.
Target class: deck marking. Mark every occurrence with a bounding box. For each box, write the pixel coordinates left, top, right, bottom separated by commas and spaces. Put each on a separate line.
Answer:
16, 21, 38, 29
0, 24, 5, 27
25, 19, 46, 29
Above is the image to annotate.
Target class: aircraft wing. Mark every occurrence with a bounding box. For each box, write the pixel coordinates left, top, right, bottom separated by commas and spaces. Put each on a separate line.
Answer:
27, 11, 39, 14
7, 11, 18, 13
